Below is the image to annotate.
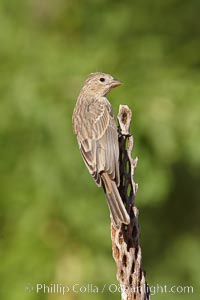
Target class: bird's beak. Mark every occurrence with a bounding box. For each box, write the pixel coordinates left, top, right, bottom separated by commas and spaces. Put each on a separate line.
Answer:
111, 78, 122, 88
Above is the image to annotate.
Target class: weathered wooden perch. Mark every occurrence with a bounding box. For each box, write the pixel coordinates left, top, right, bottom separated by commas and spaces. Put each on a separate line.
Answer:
111, 105, 150, 300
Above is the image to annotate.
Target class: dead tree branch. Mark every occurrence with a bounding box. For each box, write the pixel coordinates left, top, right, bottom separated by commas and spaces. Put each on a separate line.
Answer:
111, 105, 151, 300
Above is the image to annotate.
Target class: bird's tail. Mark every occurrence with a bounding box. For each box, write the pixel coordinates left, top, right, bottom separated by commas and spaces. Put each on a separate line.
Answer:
101, 173, 130, 228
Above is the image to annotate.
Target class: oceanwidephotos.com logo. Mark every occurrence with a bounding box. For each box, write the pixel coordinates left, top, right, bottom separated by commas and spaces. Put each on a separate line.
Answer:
25, 283, 194, 296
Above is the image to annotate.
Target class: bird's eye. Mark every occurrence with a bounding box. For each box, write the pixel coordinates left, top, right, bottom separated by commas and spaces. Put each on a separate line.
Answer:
99, 77, 105, 82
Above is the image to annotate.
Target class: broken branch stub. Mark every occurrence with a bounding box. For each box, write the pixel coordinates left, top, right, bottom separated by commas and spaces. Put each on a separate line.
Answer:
110, 105, 150, 300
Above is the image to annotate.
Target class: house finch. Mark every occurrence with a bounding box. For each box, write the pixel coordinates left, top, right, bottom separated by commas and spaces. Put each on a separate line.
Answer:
72, 72, 130, 228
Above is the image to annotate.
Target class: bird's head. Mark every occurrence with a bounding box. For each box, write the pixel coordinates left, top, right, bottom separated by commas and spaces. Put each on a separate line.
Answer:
83, 72, 122, 97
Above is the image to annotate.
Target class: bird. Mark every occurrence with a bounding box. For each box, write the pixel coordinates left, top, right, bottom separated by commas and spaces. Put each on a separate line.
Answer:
72, 72, 130, 228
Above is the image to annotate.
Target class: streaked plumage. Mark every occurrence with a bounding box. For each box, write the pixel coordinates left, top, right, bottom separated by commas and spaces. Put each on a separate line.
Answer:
72, 72, 130, 228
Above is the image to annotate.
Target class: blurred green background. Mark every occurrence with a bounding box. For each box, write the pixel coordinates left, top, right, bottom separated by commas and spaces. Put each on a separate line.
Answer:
0, 0, 200, 299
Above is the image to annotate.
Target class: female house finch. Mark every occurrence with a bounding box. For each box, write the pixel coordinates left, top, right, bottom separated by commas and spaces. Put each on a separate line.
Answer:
72, 72, 130, 228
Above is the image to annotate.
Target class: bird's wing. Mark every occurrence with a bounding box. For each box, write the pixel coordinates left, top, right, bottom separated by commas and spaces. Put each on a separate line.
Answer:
74, 97, 120, 186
